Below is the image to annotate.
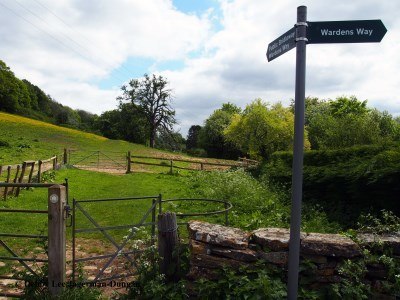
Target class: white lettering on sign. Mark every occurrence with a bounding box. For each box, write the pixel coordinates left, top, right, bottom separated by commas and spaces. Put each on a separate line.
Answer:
320, 28, 373, 36
268, 47, 282, 60
356, 28, 373, 36
279, 31, 295, 46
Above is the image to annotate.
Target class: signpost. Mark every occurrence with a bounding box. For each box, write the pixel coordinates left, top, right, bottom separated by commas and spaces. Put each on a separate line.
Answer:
265, 7, 386, 300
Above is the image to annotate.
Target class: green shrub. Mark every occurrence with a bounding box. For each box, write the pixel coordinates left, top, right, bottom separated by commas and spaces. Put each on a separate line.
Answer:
260, 144, 400, 227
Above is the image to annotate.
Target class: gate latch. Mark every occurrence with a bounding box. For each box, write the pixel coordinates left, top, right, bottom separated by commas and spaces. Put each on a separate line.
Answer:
64, 204, 72, 227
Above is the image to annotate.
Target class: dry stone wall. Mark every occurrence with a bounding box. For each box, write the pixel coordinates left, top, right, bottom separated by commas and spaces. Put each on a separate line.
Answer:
187, 221, 400, 298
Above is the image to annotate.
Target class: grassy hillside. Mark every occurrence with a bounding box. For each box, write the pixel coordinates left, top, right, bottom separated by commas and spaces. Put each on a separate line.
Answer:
0, 112, 177, 165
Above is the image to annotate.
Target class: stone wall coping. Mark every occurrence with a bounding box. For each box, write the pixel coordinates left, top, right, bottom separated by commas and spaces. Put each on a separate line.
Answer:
188, 221, 400, 258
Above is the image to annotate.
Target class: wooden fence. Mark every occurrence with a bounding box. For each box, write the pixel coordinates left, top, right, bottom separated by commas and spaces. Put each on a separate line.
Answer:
126, 151, 259, 173
0, 153, 64, 200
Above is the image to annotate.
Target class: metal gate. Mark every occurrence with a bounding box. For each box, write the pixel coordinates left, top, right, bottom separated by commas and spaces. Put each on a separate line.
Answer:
71, 195, 160, 283
68, 151, 127, 172
0, 181, 68, 298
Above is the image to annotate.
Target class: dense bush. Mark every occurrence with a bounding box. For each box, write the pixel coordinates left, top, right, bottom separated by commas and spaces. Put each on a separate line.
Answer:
260, 144, 400, 227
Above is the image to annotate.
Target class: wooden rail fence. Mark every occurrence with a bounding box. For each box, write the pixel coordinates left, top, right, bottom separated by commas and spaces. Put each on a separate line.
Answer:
126, 151, 259, 173
0, 152, 64, 200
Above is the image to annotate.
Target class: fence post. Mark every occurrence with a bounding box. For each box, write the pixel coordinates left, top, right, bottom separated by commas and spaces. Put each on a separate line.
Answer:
126, 151, 131, 173
27, 162, 35, 186
158, 194, 162, 215
15, 162, 27, 196
38, 160, 43, 183
158, 212, 179, 282
63, 148, 68, 165
200, 163, 204, 171
48, 184, 66, 297
53, 155, 57, 170
151, 198, 156, 246
11, 165, 21, 195
3, 166, 11, 200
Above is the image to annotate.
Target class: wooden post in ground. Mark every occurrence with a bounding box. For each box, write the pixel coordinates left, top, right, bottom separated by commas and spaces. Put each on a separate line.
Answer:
11, 165, 21, 195
16, 162, 27, 197
63, 148, 68, 165
200, 163, 204, 171
126, 151, 131, 173
0, 165, 2, 176
158, 212, 179, 282
27, 162, 35, 187
3, 166, 11, 200
48, 184, 66, 297
53, 155, 57, 170
38, 160, 43, 183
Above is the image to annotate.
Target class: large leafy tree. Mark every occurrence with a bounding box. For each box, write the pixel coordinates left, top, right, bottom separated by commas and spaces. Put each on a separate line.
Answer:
224, 99, 302, 159
306, 96, 400, 149
198, 103, 242, 159
118, 74, 176, 148
94, 103, 148, 144
186, 125, 202, 150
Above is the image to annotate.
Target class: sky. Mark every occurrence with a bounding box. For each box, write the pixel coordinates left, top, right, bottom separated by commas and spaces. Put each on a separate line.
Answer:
1, 0, 399, 136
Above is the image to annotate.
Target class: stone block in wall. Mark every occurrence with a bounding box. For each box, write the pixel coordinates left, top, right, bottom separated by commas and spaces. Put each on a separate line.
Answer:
191, 253, 252, 270
252, 228, 296, 251
301, 232, 361, 258
301, 254, 328, 264
188, 221, 249, 249
257, 251, 288, 266
189, 240, 258, 262
358, 233, 400, 255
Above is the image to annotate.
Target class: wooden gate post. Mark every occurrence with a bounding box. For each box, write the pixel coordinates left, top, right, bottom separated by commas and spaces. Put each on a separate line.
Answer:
37, 160, 43, 183
158, 212, 179, 282
48, 184, 66, 296
63, 148, 68, 165
53, 155, 57, 170
126, 151, 131, 173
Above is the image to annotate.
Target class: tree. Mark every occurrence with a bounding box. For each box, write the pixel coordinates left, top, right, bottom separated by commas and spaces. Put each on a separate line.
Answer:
156, 128, 186, 152
224, 99, 304, 159
198, 102, 242, 159
118, 74, 176, 148
94, 103, 148, 144
186, 125, 202, 150
0, 60, 24, 112
306, 96, 399, 149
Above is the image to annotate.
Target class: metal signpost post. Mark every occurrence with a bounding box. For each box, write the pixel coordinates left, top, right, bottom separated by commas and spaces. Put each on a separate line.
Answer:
265, 6, 386, 300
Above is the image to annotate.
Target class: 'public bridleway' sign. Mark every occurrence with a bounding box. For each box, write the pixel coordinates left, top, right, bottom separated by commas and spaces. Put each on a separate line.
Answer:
307, 20, 387, 44
266, 27, 296, 62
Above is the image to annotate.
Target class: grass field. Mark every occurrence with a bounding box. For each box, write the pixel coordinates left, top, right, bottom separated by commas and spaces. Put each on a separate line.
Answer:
0, 112, 172, 165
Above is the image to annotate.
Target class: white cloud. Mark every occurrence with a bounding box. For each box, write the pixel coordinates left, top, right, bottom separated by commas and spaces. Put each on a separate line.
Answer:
0, 0, 212, 112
